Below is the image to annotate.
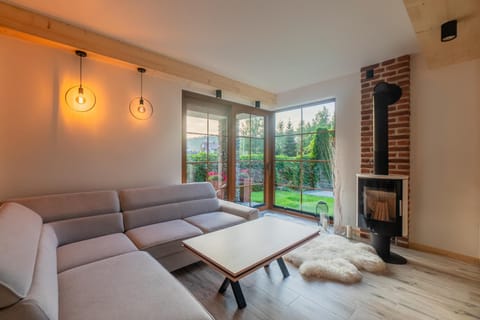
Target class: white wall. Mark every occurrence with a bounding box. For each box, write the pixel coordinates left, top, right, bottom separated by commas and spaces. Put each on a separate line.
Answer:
277, 74, 361, 228
0, 35, 215, 198
410, 54, 480, 259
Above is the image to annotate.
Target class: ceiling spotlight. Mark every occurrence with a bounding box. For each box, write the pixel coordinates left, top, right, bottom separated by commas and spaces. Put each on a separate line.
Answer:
129, 67, 153, 120
441, 20, 457, 42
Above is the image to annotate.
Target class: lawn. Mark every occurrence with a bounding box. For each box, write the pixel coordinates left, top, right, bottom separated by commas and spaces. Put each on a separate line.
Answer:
251, 190, 334, 217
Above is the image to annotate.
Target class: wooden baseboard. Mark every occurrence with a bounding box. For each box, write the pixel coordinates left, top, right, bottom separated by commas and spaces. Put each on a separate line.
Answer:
409, 242, 480, 265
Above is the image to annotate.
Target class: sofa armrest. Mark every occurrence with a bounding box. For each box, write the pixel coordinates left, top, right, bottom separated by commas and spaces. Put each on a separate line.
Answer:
218, 199, 259, 220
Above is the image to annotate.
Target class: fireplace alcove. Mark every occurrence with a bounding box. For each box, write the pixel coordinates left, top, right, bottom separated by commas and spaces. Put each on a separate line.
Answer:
356, 80, 409, 264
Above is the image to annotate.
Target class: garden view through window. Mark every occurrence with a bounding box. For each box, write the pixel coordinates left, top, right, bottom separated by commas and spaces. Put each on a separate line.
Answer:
236, 113, 265, 207
185, 108, 229, 200
274, 100, 335, 218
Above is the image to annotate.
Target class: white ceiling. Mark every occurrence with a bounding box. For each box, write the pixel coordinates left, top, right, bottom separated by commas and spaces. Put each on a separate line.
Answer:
5, 0, 419, 93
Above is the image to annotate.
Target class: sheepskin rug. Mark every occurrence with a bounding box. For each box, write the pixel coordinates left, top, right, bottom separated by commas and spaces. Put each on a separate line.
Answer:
285, 233, 386, 283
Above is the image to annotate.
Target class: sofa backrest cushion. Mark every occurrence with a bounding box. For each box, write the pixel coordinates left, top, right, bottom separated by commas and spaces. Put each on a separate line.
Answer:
0, 203, 42, 309
9, 190, 120, 223
48, 212, 124, 246
119, 183, 220, 231
9, 191, 123, 245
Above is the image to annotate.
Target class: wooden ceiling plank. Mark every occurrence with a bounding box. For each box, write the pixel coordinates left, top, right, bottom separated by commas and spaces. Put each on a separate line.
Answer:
403, 0, 480, 69
0, 1, 276, 105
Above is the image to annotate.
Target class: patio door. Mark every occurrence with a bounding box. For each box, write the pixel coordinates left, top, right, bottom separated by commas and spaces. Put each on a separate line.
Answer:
234, 113, 266, 207
183, 91, 272, 209
183, 97, 229, 200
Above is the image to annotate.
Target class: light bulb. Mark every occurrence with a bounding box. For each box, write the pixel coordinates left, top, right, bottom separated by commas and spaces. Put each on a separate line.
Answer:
75, 87, 85, 104
138, 98, 146, 113
76, 94, 85, 104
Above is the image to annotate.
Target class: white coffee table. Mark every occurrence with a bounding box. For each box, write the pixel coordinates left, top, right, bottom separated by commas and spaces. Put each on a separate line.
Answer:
182, 216, 318, 308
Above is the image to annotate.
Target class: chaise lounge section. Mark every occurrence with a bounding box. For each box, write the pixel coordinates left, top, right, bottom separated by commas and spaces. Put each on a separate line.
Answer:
0, 182, 258, 320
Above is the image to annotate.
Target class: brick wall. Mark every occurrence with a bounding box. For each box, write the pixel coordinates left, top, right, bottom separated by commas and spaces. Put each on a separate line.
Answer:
360, 55, 411, 245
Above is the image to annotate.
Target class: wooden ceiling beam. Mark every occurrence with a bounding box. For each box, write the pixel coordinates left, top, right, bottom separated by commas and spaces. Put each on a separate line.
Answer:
403, 0, 480, 68
0, 1, 276, 106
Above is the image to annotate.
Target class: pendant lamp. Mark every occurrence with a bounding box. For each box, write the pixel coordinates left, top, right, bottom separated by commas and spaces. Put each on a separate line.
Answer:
129, 67, 153, 120
65, 50, 96, 112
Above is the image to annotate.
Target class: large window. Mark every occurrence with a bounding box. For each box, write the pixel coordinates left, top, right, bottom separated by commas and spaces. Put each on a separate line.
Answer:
274, 100, 335, 217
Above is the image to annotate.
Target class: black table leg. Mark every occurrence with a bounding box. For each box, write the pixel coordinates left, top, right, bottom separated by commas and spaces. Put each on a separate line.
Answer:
218, 277, 229, 294
230, 280, 247, 309
277, 257, 289, 278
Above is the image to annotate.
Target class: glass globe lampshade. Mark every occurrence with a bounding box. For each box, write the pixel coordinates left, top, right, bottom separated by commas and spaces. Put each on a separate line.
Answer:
129, 97, 153, 120
65, 85, 96, 112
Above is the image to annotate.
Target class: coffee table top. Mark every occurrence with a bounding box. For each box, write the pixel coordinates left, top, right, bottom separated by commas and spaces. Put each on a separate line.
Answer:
182, 216, 318, 280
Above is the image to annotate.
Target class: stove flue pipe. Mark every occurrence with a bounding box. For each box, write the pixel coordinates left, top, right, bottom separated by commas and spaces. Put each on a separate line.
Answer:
373, 82, 402, 175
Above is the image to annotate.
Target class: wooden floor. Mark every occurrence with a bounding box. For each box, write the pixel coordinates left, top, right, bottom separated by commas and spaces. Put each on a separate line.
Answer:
173, 228, 480, 319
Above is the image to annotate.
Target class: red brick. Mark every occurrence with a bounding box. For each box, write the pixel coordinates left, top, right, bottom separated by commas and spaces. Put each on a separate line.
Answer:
381, 58, 396, 66
386, 61, 409, 71
390, 110, 410, 117
390, 123, 408, 129
361, 88, 371, 95
381, 71, 396, 77
396, 103, 410, 110
390, 158, 409, 163
397, 55, 410, 62
387, 75, 409, 82
361, 116, 371, 121
361, 82, 371, 89
390, 134, 409, 140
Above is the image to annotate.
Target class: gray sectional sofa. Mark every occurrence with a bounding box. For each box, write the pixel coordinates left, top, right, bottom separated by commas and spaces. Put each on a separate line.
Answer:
0, 182, 258, 320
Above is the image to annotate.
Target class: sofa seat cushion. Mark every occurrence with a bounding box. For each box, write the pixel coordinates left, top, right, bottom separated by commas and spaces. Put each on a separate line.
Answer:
184, 211, 246, 233
58, 251, 213, 320
57, 233, 137, 273
125, 219, 203, 259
